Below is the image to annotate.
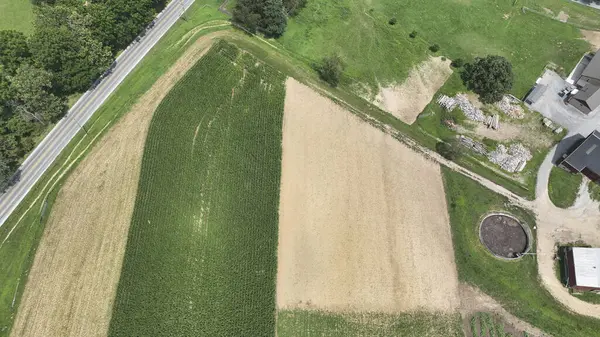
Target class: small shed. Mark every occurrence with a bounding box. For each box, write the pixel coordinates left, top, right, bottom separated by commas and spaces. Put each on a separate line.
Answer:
524, 84, 547, 105
564, 247, 600, 292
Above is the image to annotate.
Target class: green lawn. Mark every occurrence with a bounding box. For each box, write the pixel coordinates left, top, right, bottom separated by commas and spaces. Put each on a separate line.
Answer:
573, 292, 600, 305
0, 0, 34, 34
589, 181, 600, 202
277, 310, 463, 337
524, 0, 600, 31
108, 41, 285, 336
442, 167, 600, 337
278, 0, 589, 97
0, 2, 227, 335
548, 166, 582, 208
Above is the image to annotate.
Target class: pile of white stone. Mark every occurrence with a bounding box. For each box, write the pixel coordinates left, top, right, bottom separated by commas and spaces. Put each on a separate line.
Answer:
437, 94, 485, 122
458, 135, 487, 155
496, 95, 524, 119
487, 143, 532, 172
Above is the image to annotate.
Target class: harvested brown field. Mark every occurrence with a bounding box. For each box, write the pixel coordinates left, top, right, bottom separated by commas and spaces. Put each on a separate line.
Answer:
374, 56, 452, 125
581, 30, 600, 51
276, 78, 460, 314
10, 32, 224, 337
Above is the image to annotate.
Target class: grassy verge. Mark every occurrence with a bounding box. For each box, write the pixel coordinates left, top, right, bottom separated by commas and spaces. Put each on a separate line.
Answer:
277, 310, 463, 337
572, 292, 600, 305
548, 166, 582, 208
442, 167, 600, 337
108, 41, 284, 336
588, 181, 600, 202
0, 0, 34, 34
523, 0, 600, 31
469, 312, 528, 337
0, 2, 227, 335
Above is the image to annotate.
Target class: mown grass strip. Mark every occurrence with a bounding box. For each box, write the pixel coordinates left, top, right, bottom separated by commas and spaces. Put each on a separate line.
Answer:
109, 41, 285, 336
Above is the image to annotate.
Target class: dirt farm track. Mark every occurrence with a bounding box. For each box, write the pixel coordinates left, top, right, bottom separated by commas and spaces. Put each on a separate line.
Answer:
276, 78, 460, 314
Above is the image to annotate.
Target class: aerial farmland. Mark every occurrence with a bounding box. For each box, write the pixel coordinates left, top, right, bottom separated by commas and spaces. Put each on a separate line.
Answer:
4, 0, 600, 337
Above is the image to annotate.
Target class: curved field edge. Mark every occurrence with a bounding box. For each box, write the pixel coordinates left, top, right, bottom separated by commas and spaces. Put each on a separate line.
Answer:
108, 41, 286, 336
0, 2, 228, 335
442, 167, 600, 337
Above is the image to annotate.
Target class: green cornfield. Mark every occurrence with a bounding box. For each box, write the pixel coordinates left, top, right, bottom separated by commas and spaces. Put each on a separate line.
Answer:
108, 41, 286, 336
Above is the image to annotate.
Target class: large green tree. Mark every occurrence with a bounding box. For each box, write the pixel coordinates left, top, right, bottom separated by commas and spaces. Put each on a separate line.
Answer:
88, 0, 156, 52
283, 0, 306, 16
461, 55, 513, 104
10, 63, 67, 124
30, 4, 112, 94
234, 0, 294, 37
260, 0, 287, 37
0, 31, 30, 75
0, 152, 14, 191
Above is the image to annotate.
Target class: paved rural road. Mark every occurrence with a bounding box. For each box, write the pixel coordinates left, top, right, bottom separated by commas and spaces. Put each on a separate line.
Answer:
0, 0, 196, 227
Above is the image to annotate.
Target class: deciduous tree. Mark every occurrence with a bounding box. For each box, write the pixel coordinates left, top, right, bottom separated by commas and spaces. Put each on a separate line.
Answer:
0, 30, 30, 75
462, 55, 513, 104
10, 63, 67, 123
317, 54, 344, 87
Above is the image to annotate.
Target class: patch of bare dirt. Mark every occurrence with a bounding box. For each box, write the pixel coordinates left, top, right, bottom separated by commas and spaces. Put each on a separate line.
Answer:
459, 284, 549, 337
277, 78, 460, 314
557, 11, 569, 23
474, 123, 521, 142
374, 56, 453, 125
581, 30, 600, 51
10, 32, 226, 337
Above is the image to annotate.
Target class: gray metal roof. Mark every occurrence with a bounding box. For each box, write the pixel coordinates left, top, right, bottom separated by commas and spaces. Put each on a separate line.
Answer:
581, 50, 600, 81
571, 83, 600, 112
525, 84, 547, 104
563, 130, 600, 172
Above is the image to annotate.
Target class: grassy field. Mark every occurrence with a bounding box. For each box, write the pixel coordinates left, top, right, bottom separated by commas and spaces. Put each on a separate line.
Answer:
469, 312, 528, 337
443, 167, 600, 337
277, 310, 463, 337
279, 0, 589, 97
0, 2, 227, 335
588, 181, 600, 202
108, 41, 285, 336
0, 0, 34, 34
524, 0, 600, 31
548, 166, 582, 208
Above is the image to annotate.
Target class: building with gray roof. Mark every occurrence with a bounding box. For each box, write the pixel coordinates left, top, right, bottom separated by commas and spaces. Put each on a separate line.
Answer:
559, 130, 600, 183
567, 50, 600, 114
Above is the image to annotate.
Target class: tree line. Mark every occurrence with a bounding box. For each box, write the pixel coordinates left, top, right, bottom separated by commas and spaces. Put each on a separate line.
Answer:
233, 0, 306, 37
0, 0, 166, 190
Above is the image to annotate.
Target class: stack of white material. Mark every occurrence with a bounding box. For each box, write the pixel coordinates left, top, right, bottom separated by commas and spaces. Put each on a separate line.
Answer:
488, 143, 533, 172
437, 95, 457, 111
458, 135, 487, 155
496, 95, 524, 119
454, 94, 485, 122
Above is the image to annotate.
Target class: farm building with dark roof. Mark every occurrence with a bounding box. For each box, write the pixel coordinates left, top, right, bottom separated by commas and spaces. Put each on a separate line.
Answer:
559, 130, 600, 183
567, 50, 600, 114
